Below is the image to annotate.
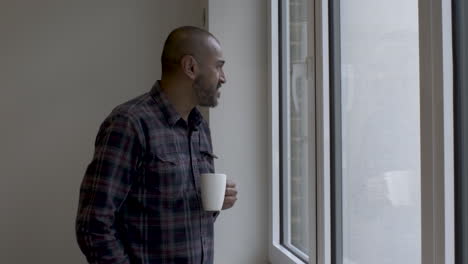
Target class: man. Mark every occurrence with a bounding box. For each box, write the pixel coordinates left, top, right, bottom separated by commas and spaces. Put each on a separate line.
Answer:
76, 26, 237, 264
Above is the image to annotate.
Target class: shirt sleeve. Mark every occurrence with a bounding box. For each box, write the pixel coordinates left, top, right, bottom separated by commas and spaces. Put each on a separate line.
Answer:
76, 113, 142, 264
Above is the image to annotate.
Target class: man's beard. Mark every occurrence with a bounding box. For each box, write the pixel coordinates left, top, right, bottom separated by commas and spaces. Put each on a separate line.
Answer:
194, 75, 219, 107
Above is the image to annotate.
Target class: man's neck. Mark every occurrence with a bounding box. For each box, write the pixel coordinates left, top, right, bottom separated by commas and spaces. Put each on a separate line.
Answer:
159, 79, 196, 121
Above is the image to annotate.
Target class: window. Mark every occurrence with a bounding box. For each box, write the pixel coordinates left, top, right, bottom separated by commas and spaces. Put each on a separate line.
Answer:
269, 0, 454, 264
330, 0, 421, 263
269, 0, 315, 263
280, 0, 313, 260
270, 0, 316, 263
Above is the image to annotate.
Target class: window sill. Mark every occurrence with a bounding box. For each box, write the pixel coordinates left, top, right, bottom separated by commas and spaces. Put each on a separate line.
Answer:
269, 243, 306, 264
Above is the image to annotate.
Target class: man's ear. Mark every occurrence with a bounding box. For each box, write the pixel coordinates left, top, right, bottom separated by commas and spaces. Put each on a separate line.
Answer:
180, 55, 198, 80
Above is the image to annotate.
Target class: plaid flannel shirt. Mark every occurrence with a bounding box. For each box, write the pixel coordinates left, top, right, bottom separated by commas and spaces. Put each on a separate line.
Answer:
76, 81, 219, 264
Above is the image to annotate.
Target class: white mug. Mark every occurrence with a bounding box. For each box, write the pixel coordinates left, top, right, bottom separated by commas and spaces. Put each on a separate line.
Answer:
200, 173, 226, 211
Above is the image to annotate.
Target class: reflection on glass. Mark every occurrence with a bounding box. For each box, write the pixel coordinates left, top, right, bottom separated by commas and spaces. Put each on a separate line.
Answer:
340, 0, 421, 263
289, 0, 309, 254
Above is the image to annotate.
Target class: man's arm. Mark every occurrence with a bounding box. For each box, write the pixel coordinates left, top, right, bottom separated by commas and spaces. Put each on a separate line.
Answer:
76, 114, 142, 264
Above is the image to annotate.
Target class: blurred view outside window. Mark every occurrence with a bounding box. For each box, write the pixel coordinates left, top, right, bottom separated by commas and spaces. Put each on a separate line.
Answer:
281, 0, 311, 257
338, 0, 421, 263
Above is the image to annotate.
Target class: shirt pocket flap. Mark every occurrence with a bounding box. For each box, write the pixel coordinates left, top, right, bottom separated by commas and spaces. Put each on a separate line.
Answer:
145, 151, 184, 198
151, 151, 180, 165
200, 150, 218, 159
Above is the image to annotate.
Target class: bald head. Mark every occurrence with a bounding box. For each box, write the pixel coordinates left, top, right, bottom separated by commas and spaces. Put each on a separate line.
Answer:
161, 26, 219, 76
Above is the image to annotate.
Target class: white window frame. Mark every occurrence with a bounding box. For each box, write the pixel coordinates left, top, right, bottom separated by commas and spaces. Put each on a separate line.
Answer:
269, 0, 305, 262
268, 0, 320, 263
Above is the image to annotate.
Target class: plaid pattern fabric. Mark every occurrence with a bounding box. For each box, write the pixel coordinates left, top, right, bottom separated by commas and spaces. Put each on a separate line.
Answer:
76, 81, 219, 264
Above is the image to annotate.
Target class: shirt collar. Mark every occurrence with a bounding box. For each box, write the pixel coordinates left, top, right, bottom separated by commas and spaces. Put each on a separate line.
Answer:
150, 81, 203, 129
188, 107, 203, 129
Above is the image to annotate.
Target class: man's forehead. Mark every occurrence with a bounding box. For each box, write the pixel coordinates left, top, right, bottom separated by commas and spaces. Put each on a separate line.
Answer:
196, 36, 223, 63
209, 48, 225, 64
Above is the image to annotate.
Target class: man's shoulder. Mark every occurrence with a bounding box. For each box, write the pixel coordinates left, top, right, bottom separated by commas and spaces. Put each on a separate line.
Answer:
108, 92, 158, 121
97, 91, 163, 137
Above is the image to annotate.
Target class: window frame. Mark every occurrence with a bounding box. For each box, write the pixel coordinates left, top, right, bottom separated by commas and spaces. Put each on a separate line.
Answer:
268, 0, 318, 263
453, 0, 468, 262
418, 0, 455, 263
327, 0, 455, 262
279, 0, 316, 261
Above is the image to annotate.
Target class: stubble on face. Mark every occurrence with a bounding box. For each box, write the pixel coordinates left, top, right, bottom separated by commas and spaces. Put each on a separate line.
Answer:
194, 74, 220, 107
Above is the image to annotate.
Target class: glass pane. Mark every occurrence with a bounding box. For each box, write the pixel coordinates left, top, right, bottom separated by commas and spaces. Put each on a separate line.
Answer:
289, 0, 310, 254
339, 0, 421, 263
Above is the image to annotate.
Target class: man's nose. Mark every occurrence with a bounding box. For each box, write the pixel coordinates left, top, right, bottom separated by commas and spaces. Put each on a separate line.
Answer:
220, 69, 227, 84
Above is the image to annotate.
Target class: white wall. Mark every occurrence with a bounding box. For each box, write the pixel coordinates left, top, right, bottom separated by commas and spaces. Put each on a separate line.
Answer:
0, 1, 203, 263
208, 0, 270, 263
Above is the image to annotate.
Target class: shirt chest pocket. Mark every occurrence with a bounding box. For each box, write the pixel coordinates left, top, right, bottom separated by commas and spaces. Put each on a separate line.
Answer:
145, 151, 186, 199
